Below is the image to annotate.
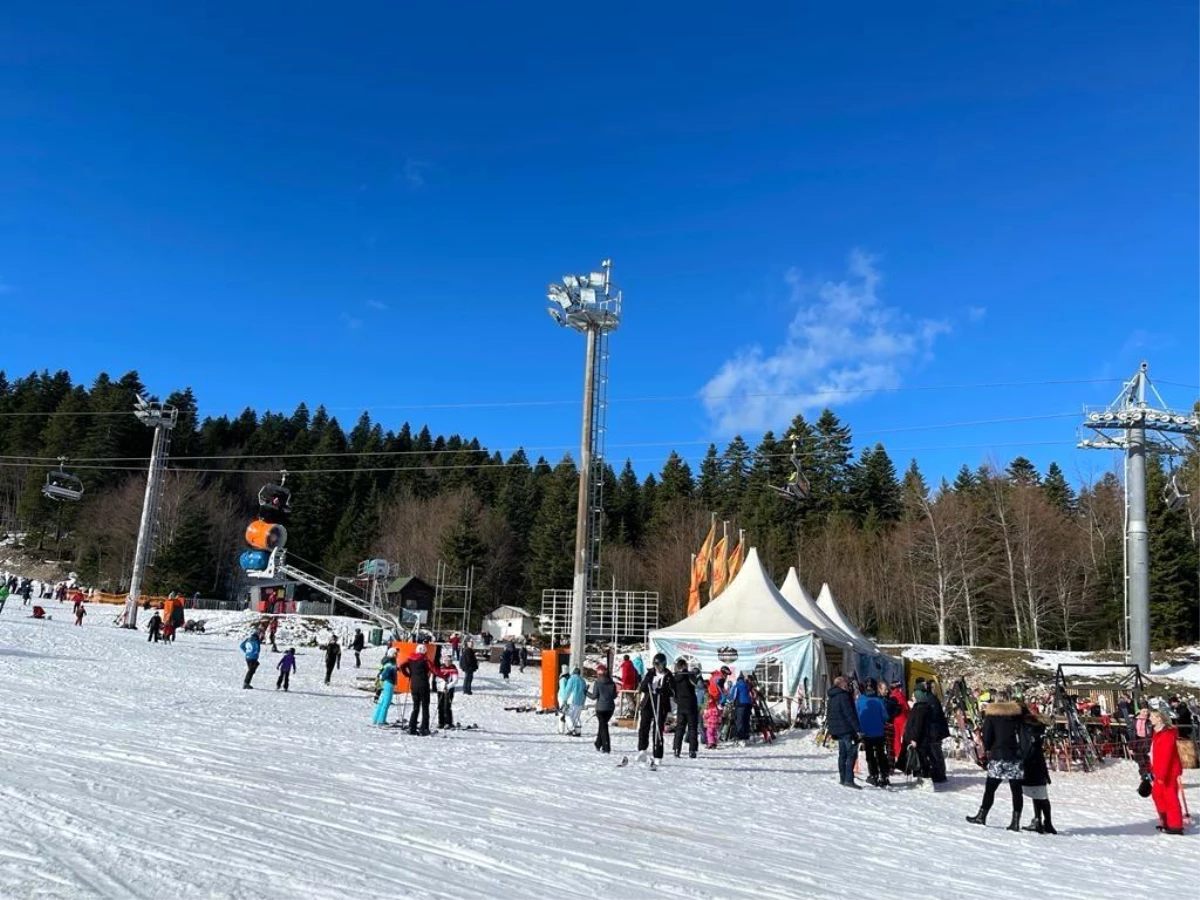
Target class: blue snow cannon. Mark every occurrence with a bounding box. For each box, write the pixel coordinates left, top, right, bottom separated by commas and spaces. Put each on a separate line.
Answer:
239, 550, 270, 572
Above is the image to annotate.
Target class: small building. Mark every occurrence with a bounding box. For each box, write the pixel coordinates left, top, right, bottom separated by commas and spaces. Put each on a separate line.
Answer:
386, 575, 435, 626
482, 605, 538, 641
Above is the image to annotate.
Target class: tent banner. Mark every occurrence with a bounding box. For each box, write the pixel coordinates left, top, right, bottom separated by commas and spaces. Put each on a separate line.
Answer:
648, 634, 815, 696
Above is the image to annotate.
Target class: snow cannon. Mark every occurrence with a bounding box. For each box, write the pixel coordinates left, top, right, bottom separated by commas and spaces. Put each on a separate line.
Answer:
239, 550, 271, 572
245, 519, 287, 551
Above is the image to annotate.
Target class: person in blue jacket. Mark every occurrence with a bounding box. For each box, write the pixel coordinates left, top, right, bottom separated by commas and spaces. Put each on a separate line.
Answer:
729, 672, 754, 742
373, 650, 398, 725
560, 667, 587, 737
240, 629, 263, 689
631, 655, 646, 679
826, 675, 862, 788
856, 677, 889, 787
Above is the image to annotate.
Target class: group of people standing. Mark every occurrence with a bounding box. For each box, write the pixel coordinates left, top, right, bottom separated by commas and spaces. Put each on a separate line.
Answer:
238, 625, 368, 690
372, 643, 461, 734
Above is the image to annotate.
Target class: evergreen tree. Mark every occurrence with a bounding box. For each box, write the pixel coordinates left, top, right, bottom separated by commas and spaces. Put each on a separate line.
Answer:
526, 456, 578, 593
718, 436, 751, 514
149, 509, 213, 595
809, 409, 854, 518
1042, 462, 1076, 514
612, 460, 643, 546
1006, 456, 1040, 486
696, 444, 722, 511
848, 444, 902, 526
440, 500, 487, 577
901, 459, 929, 519
952, 464, 978, 495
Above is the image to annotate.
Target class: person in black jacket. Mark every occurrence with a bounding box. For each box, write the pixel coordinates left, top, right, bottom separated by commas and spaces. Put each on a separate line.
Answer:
924, 682, 951, 783
826, 676, 862, 789
637, 653, 674, 763
323, 635, 341, 685
671, 659, 700, 759
902, 689, 934, 779
460, 641, 478, 695
400, 644, 433, 735
350, 629, 365, 668
1169, 696, 1193, 740
1020, 712, 1056, 834
967, 693, 1025, 830
588, 663, 618, 753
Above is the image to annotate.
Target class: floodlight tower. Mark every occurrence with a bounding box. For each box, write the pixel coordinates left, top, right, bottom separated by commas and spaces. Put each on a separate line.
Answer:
122, 395, 179, 628
547, 259, 621, 671
1079, 362, 1198, 671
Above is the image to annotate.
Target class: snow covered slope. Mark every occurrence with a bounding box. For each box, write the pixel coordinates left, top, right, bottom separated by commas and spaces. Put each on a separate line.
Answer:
0, 604, 1194, 900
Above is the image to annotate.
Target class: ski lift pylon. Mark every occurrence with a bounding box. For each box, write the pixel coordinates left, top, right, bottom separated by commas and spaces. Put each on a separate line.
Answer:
42, 457, 84, 502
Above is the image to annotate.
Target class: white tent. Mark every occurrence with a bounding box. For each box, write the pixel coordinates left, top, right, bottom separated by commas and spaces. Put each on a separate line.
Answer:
815, 582, 877, 652
649, 547, 822, 696
814, 583, 904, 685
778, 568, 861, 652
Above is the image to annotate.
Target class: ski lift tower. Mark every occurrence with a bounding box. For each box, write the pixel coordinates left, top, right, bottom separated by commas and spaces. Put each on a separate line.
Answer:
1079, 362, 1198, 671
546, 259, 621, 672
123, 394, 178, 628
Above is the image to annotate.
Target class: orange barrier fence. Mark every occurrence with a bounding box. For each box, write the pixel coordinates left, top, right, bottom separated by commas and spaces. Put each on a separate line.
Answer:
92, 592, 176, 608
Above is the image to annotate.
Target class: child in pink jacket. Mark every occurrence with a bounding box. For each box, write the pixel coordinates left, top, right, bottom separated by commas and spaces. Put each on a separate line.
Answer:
703, 697, 723, 749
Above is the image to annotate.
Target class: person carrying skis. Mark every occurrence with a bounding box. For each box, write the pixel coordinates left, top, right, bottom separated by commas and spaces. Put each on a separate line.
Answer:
856, 678, 889, 787
73, 599, 86, 626
460, 640, 478, 694
399, 644, 433, 735
434, 653, 459, 729
966, 690, 1026, 831
1019, 711, 1056, 834
560, 667, 587, 737
636, 653, 674, 764
588, 663, 618, 754
276, 647, 298, 691
671, 658, 700, 758
1148, 710, 1185, 835
350, 629, 365, 668
240, 629, 263, 689
147, 610, 163, 643
826, 675, 862, 789
373, 650, 398, 725
323, 635, 341, 685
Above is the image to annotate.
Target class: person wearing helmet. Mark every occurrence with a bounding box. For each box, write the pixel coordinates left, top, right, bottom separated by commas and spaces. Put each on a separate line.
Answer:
672, 659, 700, 758
400, 644, 433, 735
588, 663, 618, 753
637, 653, 674, 764
372, 650, 398, 725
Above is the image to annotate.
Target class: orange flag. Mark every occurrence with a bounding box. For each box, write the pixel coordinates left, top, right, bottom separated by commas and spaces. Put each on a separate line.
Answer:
710, 534, 730, 597
726, 539, 745, 584
688, 520, 716, 617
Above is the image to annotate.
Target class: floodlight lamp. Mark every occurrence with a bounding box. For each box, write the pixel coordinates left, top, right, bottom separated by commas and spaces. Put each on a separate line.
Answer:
564, 275, 579, 289
1088, 413, 1100, 422
1174, 415, 1188, 425
547, 308, 564, 325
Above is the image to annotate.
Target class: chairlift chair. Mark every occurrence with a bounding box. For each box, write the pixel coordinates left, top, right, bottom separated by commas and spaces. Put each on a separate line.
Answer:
42, 462, 84, 502
1163, 472, 1189, 512
257, 471, 292, 515
768, 432, 811, 504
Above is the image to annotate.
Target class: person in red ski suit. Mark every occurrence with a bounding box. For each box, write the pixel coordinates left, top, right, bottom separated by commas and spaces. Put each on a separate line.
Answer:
889, 682, 910, 762
1149, 711, 1185, 834
619, 655, 639, 715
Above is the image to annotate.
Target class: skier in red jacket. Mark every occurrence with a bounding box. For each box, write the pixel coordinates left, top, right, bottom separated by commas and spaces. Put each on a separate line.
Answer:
1149, 710, 1185, 835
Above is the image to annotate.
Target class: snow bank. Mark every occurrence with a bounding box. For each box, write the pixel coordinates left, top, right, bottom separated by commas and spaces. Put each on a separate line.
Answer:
0, 603, 1193, 900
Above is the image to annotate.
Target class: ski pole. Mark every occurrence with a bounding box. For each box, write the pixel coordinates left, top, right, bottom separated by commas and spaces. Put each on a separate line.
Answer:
1181, 779, 1192, 825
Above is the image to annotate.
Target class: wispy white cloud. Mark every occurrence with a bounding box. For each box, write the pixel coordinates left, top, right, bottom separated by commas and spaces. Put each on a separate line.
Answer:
967, 305, 987, 322
341, 313, 363, 330
366, 299, 389, 311
701, 249, 950, 434
402, 158, 430, 188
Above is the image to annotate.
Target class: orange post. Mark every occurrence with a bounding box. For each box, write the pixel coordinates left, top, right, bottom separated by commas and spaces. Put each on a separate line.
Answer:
391, 641, 438, 693
541, 648, 567, 710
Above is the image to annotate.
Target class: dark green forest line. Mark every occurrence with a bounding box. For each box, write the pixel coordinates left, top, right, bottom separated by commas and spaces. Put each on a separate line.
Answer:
1, 369, 1196, 650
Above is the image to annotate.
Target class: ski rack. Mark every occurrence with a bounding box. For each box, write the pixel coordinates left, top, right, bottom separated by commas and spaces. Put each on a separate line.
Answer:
947, 677, 986, 768
1052, 665, 1107, 772
249, 548, 405, 636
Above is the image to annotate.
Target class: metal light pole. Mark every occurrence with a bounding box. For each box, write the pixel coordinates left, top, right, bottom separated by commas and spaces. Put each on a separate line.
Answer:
547, 260, 621, 672
123, 396, 178, 628
1080, 362, 1198, 671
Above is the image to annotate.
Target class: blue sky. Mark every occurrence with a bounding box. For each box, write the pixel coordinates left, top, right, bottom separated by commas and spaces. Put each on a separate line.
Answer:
2, 3, 1197, 485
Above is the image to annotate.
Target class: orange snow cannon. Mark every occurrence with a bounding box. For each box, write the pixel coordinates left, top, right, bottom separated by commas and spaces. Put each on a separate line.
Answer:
245, 519, 288, 551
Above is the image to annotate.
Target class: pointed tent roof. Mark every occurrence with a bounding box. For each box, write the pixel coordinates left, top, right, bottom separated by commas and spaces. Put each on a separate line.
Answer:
777, 568, 857, 651
816, 582, 877, 652
653, 548, 817, 639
